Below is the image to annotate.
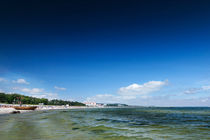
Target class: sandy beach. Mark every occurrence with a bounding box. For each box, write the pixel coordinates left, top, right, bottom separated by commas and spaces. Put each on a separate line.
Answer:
0, 108, 33, 114
0, 105, 101, 115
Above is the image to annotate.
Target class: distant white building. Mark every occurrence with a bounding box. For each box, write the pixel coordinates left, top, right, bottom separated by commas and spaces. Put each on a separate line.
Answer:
83, 101, 97, 107
96, 103, 106, 107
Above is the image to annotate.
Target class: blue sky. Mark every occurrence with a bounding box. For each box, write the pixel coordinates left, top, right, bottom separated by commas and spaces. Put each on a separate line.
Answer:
0, 0, 210, 106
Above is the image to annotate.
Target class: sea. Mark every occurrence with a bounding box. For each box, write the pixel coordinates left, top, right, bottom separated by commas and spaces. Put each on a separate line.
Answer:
0, 107, 209, 140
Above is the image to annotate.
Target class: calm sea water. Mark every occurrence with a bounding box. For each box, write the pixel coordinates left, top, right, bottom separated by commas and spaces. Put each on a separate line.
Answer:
0, 107, 209, 140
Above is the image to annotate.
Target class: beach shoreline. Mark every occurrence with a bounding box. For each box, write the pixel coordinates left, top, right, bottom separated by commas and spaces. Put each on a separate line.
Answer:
0, 105, 106, 115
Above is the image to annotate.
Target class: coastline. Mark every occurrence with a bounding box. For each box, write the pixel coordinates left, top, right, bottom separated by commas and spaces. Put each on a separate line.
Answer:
0, 105, 105, 115
0, 108, 33, 114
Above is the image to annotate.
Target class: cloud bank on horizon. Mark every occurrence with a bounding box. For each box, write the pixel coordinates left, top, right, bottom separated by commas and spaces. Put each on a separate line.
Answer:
86, 80, 168, 103
86, 80, 210, 106
0, 76, 210, 106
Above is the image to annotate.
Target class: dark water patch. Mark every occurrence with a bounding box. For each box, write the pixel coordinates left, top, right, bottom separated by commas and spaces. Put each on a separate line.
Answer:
104, 135, 146, 140
88, 125, 121, 135
41, 111, 49, 113
40, 117, 48, 119
96, 118, 110, 122
72, 127, 79, 130
111, 119, 130, 123
204, 125, 210, 128
198, 125, 210, 129
129, 122, 149, 126
71, 122, 78, 125
91, 129, 106, 134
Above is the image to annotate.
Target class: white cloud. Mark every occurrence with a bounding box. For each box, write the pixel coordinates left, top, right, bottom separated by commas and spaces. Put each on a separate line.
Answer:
32, 92, 58, 100
86, 80, 168, 104
184, 85, 210, 94
46, 93, 58, 99
87, 93, 210, 106
0, 77, 7, 82
202, 86, 210, 90
184, 88, 201, 94
201, 98, 208, 102
54, 86, 66, 91
20, 88, 44, 94
12, 79, 30, 84
118, 80, 168, 96
13, 87, 58, 100
86, 94, 131, 103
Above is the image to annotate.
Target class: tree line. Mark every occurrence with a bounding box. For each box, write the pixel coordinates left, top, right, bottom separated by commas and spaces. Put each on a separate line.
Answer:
0, 92, 85, 106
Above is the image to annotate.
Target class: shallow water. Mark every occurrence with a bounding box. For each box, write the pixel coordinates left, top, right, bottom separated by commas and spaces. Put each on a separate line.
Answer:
0, 107, 209, 140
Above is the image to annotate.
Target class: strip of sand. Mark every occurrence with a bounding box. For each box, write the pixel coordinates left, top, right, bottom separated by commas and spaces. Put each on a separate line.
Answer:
0, 106, 102, 115
0, 108, 33, 114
